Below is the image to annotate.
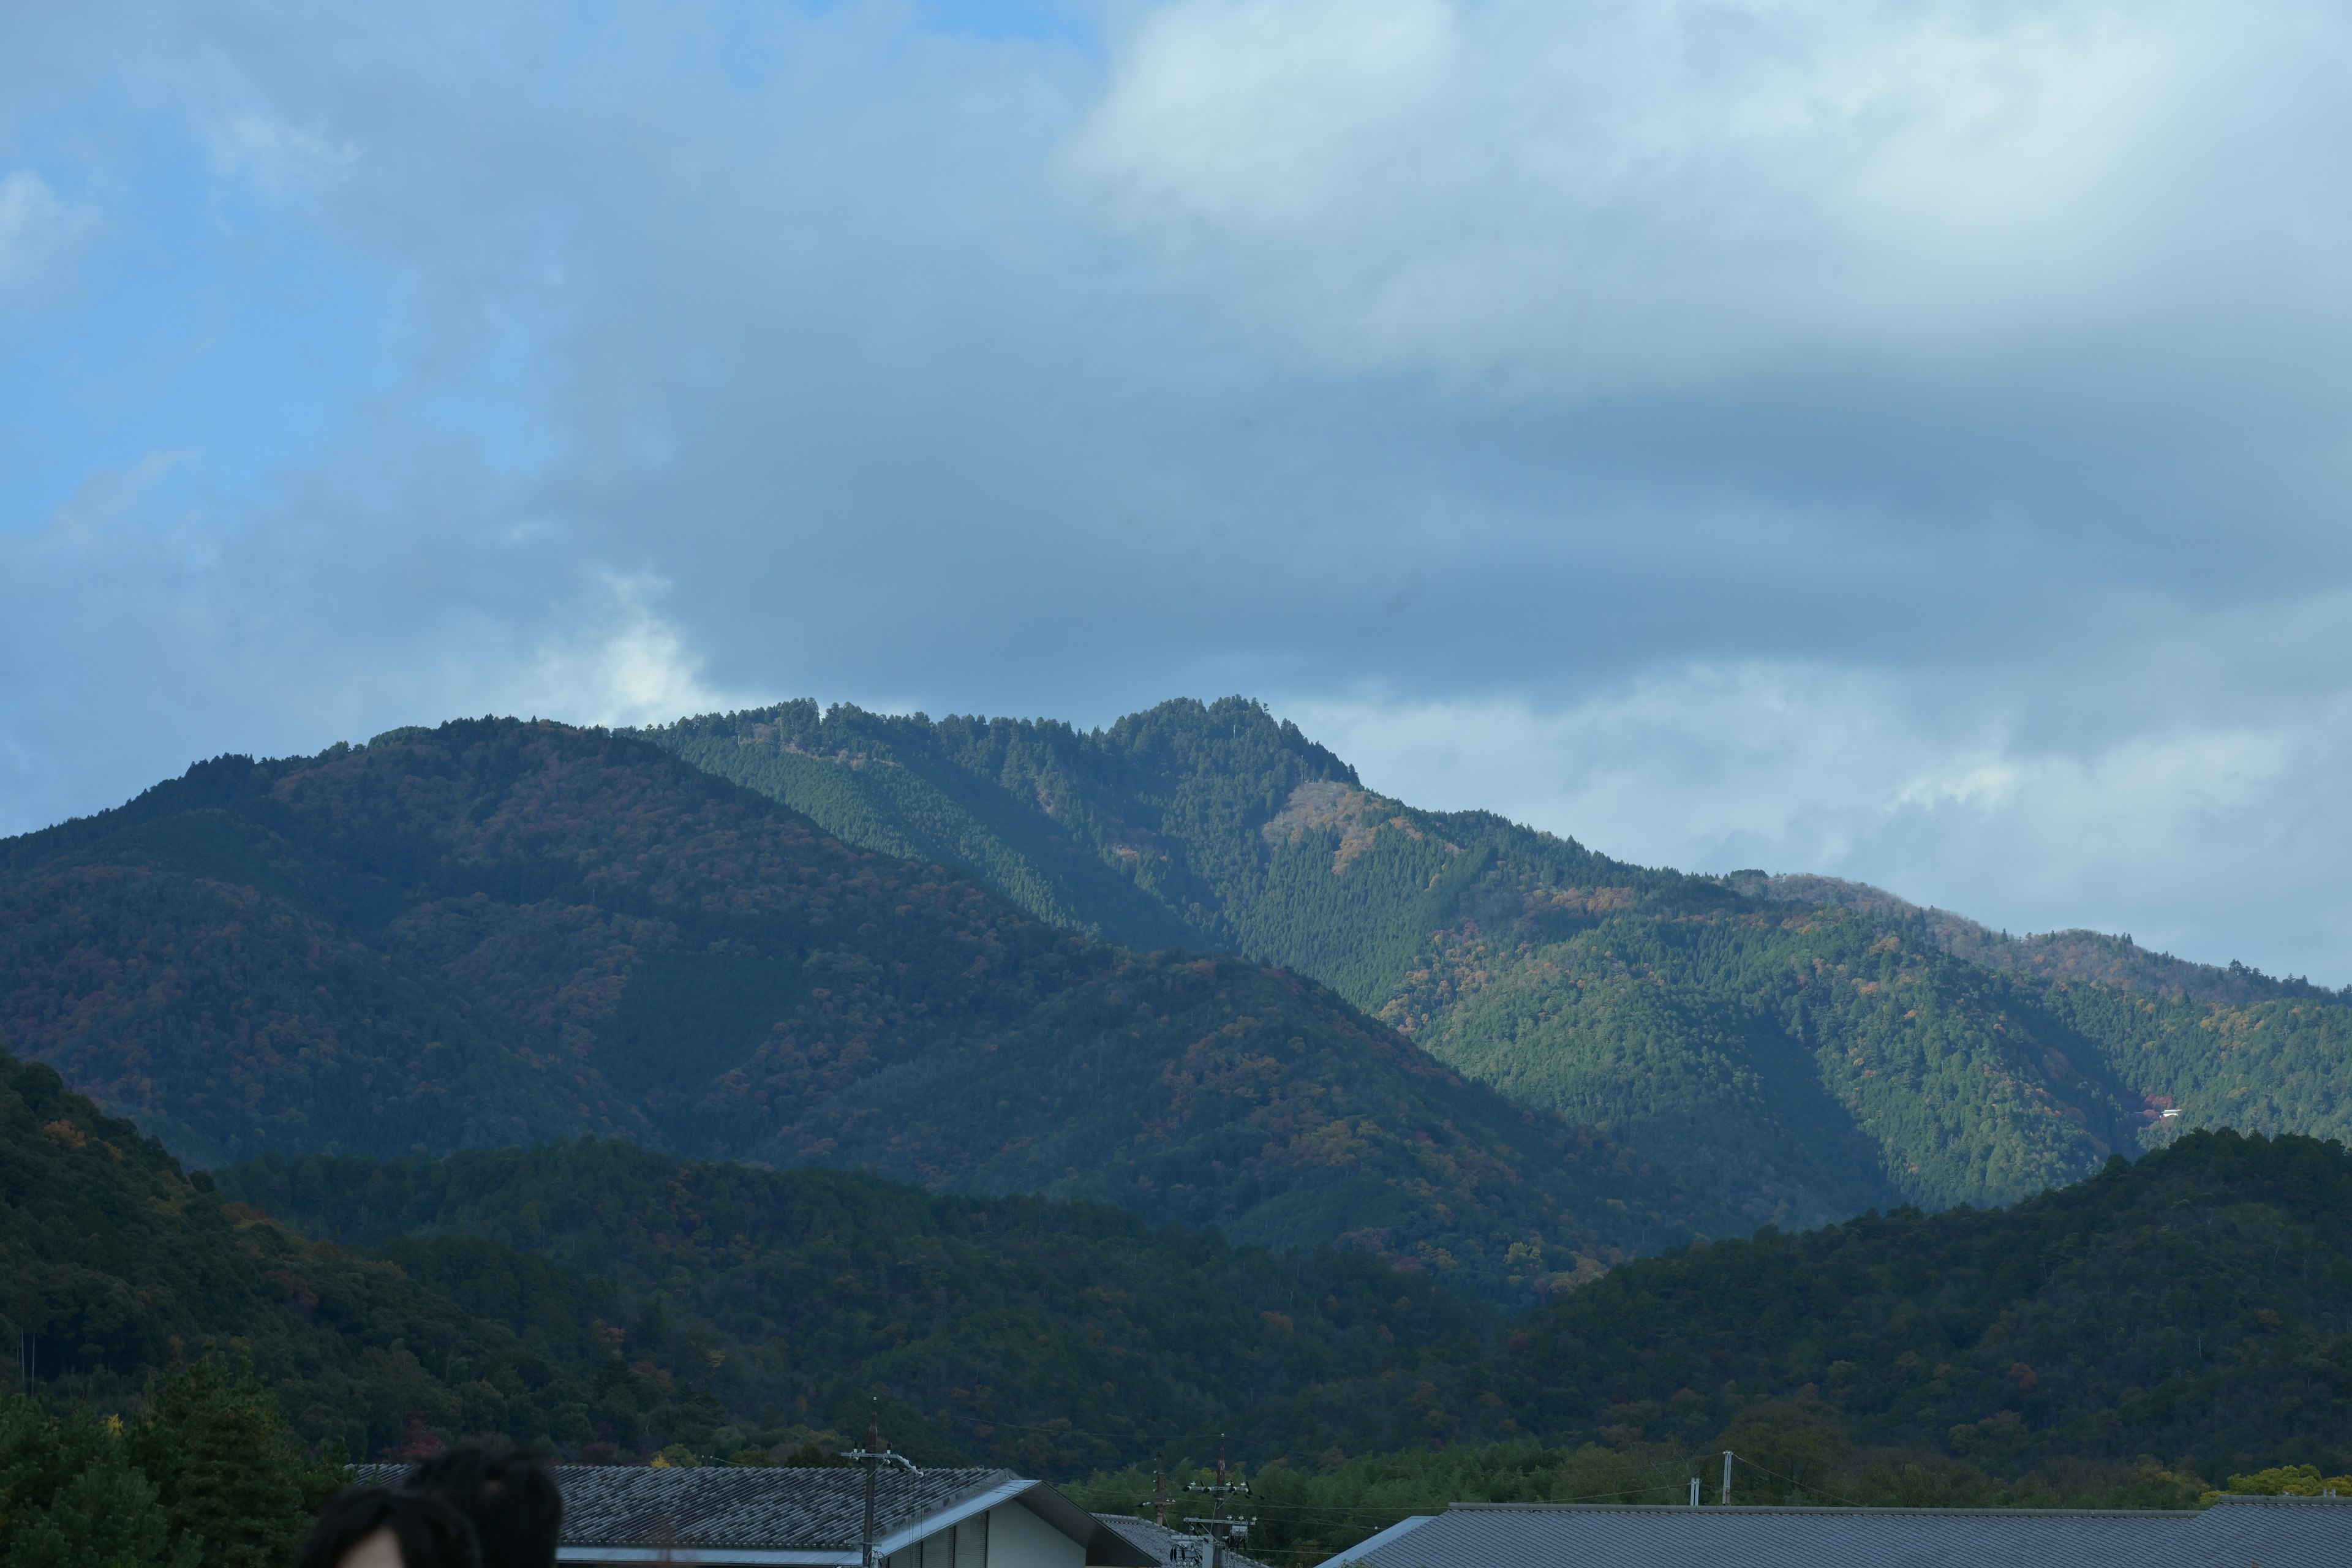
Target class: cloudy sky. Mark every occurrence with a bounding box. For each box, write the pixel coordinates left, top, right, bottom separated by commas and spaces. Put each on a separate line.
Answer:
3, 0, 2347, 982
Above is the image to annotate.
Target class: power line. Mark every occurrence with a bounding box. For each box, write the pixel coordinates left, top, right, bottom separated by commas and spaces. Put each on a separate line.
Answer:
1724, 1451, 1868, 1510
1181, 1436, 1251, 1568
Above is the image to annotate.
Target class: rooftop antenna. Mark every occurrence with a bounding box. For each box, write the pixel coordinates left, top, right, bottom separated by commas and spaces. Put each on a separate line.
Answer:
845, 1398, 922, 1568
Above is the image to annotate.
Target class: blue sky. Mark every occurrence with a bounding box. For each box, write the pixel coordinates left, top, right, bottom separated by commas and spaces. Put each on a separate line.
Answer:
3, 0, 2350, 983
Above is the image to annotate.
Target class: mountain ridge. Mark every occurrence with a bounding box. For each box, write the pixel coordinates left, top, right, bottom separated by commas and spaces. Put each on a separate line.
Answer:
0, 717, 1721, 1300
1729, 871, 2345, 1008
641, 696, 2352, 1228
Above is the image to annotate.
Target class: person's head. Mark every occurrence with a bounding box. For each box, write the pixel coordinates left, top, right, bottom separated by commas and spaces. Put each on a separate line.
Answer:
299, 1488, 480, 1568
404, 1449, 564, 1568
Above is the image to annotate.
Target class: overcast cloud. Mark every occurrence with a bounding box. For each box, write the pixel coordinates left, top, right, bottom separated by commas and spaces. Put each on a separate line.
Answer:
1, 0, 2347, 982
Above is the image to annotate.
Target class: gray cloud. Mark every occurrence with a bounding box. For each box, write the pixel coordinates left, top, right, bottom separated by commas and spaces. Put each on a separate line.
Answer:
1, 0, 2348, 982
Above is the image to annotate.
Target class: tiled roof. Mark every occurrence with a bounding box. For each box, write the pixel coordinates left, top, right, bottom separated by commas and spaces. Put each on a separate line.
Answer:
359, 1465, 1156, 1567
1333, 1496, 2352, 1568
358, 1466, 1018, 1553
547, 1467, 1019, 1551
2163, 1494, 2352, 1568
1331, 1501, 2196, 1568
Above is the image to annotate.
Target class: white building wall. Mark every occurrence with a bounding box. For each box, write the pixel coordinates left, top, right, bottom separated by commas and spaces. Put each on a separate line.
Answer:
985, 1503, 1084, 1568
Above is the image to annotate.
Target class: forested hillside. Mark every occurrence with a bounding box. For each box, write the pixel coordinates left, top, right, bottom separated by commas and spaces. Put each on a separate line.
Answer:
0, 718, 1714, 1298
0, 1049, 672, 1461
1732, 872, 2346, 1006
644, 698, 2352, 1226
7, 1042, 1513, 1469
1499, 1129, 2352, 1483
217, 1139, 1516, 1474
18, 1038, 2352, 1509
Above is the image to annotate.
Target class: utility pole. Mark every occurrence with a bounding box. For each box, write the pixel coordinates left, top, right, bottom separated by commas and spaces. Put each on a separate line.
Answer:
1721, 1450, 1733, 1506
1153, 1461, 1168, 1528
1183, 1436, 1250, 1568
845, 1400, 922, 1568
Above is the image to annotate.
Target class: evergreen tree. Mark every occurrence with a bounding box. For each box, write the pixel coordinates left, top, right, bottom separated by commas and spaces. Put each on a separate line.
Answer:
0, 1400, 186, 1568
126, 1366, 339, 1568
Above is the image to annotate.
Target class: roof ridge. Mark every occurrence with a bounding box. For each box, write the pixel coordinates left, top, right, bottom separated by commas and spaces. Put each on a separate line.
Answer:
1444, 1503, 2198, 1517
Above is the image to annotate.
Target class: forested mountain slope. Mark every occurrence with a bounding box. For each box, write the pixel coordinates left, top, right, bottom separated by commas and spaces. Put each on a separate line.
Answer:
21, 1039, 2351, 1494
217, 1138, 1516, 1474
645, 699, 2352, 1227
1498, 1128, 2352, 1484
5, 1043, 1510, 1469
0, 719, 1714, 1297
1730, 871, 2345, 1006
0, 1049, 657, 1462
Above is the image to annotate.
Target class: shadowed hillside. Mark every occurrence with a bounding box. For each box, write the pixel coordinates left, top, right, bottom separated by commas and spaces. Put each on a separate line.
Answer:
1501, 1128, 2352, 1483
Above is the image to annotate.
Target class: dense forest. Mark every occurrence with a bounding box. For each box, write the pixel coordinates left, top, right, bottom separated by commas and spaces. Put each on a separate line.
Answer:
0, 718, 1716, 1302
14, 1036, 2352, 1547
10, 1041, 1515, 1468
0, 1049, 699, 1460
1733, 871, 2349, 1006
1499, 1128, 2352, 1482
642, 698, 2352, 1227
0, 1365, 344, 1568
216, 1139, 1514, 1474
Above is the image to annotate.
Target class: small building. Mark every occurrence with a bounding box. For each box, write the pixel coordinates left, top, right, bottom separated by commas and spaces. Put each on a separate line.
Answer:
1329, 1494, 2351, 1568
368, 1466, 1154, 1568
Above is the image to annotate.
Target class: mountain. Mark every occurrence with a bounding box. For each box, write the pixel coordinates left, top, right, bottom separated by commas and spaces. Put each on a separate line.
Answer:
0, 718, 1716, 1298
1496, 1127, 2352, 1486
643, 698, 2352, 1227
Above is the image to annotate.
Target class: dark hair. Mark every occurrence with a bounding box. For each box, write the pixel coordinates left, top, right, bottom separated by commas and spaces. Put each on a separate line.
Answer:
298, 1487, 481, 1568
404, 1449, 565, 1568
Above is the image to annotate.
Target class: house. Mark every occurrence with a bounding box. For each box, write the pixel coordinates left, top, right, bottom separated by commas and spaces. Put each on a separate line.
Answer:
1328, 1494, 2351, 1568
364, 1466, 1155, 1568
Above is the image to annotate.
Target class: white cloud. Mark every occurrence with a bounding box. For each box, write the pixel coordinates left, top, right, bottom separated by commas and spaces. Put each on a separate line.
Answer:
0, 168, 95, 296
1073, 0, 1458, 234
520, 574, 736, 729
1073, 0, 2349, 391
202, 108, 360, 197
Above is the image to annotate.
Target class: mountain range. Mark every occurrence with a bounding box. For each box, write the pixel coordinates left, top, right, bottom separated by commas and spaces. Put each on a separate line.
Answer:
7, 696, 2348, 1264
643, 697, 2352, 1227
5, 698, 2350, 1492
0, 717, 1708, 1302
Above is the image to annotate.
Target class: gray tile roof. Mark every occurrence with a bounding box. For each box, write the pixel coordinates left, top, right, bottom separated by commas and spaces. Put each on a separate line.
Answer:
2166, 1494, 2352, 1568
360, 1464, 1155, 1567
544, 1467, 1019, 1551
1332, 1501, 2197, 1568
1333, 1496, 2352, 1568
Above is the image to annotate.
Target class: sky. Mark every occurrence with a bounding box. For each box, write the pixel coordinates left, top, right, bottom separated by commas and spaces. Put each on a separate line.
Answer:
2, 0, 2348, 982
